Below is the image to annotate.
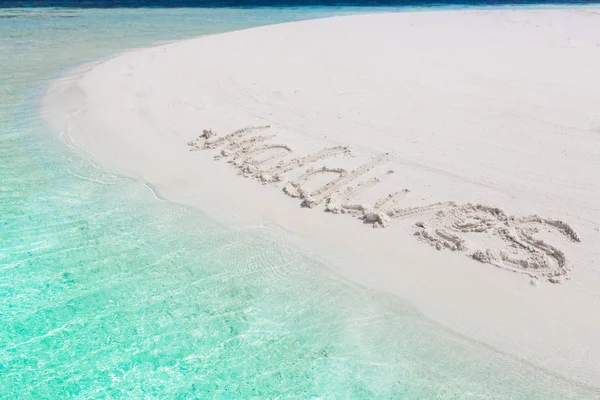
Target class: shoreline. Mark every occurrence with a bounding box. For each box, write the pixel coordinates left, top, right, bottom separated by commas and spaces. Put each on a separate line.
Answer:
43, 9, 600, 388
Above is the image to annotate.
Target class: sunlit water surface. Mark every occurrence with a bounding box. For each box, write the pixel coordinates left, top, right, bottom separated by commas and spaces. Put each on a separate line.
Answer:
1, 6, 598, 399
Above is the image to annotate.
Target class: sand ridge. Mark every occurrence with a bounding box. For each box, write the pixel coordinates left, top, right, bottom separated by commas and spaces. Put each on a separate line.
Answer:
188, 125, 580, 283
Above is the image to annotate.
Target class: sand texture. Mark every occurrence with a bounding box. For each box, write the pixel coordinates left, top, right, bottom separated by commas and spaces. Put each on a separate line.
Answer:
43, 9, 600, 388
188, 125, 580, 282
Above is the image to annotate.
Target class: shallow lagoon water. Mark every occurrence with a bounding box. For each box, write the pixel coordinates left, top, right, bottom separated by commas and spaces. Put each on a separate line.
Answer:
1, 6, 599, 399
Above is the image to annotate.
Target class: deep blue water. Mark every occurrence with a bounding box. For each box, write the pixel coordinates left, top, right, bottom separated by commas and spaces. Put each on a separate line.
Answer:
1, 0, 599, 9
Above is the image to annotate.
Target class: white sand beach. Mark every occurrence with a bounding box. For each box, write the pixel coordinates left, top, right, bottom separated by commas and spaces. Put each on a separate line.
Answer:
44, 8, 600, 387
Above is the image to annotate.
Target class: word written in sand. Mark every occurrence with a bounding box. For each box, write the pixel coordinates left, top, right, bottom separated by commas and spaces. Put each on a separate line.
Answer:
187, 126, 580, 283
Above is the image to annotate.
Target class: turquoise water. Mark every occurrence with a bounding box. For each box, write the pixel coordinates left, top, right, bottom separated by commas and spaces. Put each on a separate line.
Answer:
1, 7, 599, 399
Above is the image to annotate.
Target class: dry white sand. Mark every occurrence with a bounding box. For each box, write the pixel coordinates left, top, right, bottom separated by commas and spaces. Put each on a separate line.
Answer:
43, 8, 600, 388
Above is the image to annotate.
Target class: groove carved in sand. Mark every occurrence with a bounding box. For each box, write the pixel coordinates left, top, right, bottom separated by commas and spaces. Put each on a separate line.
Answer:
412, 203, 580, 281
187, 126, 580, 283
